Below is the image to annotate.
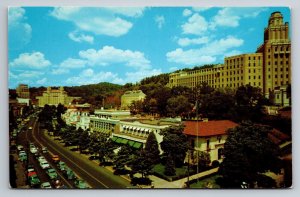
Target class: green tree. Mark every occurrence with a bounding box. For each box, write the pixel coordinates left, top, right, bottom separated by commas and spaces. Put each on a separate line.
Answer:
131, 150, 153, 178
144, 132, 160, 165
218, 122, 282, 188
129, 100, 144, 115
114, 146, 136, 172
78, 128, 90, 153
164, 153, 176, 176
193, 151, 211, 171
166, 95, 192, 117
160, 125, 189, 167
234, 85, 267, 122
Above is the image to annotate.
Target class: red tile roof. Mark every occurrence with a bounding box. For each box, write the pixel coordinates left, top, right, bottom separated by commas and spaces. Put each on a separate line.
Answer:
184, 120, 238, 137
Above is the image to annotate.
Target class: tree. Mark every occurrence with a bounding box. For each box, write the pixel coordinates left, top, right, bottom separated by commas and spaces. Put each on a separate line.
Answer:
234, 85, 267, 122
193, 151, 211, 171
131, 150, 153, 178
160, 125, 189, 167
114, 146, 136, 172
144, 132, 160, 165
78, 128, 90, 153
218, 122, 282, 188
166, 95, 192, 117
164, 153, 176, 176
129, 100, 144, 115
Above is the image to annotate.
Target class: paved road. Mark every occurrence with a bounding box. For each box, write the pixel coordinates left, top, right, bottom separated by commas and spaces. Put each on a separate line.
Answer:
30, 117, 131, 189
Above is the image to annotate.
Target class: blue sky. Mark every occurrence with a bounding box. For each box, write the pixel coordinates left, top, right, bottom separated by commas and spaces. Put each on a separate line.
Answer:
8, 7, 290, 88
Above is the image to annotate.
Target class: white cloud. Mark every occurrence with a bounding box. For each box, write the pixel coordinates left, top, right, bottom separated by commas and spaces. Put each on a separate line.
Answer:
181, 13, 208, 35
37, 78, 47, 85
51, 68, 69, 75
66, 69, 123, 85
79, 46, 151, 69
9, 71, 18, 79
18, 71, 44, 78
10, 52, 51, 69
68, 31, 94, 44
59, 58, 87, 69
183, 9, 192, 17
192, 7, 211, 12
167, 36, 244, 65
81, 68, 94, 77
8, 7, 32, 48
177, 36, 209, 47
155, 15, 165, 29
50, 7, 145, 37
210, 7, 268, 29
125, 69, 162, 83
167, 48, 216, 65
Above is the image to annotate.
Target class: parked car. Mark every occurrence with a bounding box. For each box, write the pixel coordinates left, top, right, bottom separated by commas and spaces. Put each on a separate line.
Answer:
40, 182, 52, 189
57, 161, 66, 171
37, 156, 46, 163
74, 179, 89, 189
40, 161, 50, 169
28, 171, 41, 187
52, 155, 60, 163
19, 152, 27, 162
42, 147, 48, 153
30, 147, 38, 154
63, 167, 75, 180
46, 168, 58, 180
27, 164, 35, 173
17, 145, 24, 151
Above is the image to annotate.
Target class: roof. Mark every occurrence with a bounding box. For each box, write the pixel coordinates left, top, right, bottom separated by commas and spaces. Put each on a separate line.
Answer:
184, 120, 238, 137
268, 128, 290, 145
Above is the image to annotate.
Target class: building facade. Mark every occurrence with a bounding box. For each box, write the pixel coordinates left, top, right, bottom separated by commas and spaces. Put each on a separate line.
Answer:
121, 90, 146, 109
168, 12, 291, 102
36, 86, 80, 107
16, 84, 30, 99
184, 120, 238, 163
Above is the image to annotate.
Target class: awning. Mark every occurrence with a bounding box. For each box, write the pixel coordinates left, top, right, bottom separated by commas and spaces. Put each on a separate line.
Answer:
120, 138, 129, 144
115, 138, 123, 143
111, 136, 118, 142
133, 142, 142, 149
128, 140, 135, 147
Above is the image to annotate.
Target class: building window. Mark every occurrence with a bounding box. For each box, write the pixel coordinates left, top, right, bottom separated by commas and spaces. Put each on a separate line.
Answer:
268, 75, 271, 79
249, 76, 251, 79
254, 76, 256, 79
286, 74, 289, 78
275, 68, 277, 71
275, 75, 277, 78
249, 69, 251, 73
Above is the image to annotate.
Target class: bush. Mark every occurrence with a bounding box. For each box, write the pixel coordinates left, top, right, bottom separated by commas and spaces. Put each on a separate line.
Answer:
131, 177, 152, 186
212, 160, 220, 168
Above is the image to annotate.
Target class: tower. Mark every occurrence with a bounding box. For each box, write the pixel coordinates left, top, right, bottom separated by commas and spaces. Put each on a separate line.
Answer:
257, 11, 291, 97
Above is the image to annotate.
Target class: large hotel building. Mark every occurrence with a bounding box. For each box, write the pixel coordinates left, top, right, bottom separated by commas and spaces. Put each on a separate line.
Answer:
168, 12, 291, 100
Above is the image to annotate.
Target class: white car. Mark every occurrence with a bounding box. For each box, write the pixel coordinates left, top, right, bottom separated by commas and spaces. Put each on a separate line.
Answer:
40, 182, 52, 189
40, 161, 50, 169
38, 156, 46, 163
17, 145, 24, 151
30, 147, 38, 154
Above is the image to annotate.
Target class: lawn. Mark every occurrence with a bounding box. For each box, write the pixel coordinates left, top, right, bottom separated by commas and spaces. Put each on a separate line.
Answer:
152, 163, 195, 181
189, 175, 221, 189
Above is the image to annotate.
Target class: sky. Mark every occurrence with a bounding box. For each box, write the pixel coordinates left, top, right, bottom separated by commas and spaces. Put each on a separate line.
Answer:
8, 7, 290, 88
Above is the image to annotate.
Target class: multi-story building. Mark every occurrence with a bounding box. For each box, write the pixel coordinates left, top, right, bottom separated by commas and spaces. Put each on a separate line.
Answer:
256, 11, 291, 98
36, 86, 80, 107
168, 12, 291, 103
121, 90, 146, 109
16, 84, 30, 99
89, 116, 120, 136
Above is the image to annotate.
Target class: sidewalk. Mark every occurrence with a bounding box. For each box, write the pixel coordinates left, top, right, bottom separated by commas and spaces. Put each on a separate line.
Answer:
144, 168, 219, 188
